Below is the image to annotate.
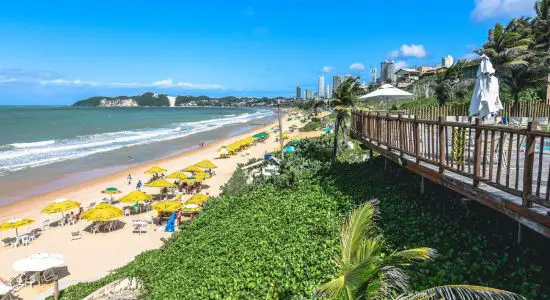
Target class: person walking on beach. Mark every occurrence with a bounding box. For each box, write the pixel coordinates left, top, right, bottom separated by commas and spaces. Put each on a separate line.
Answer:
136, 180, 142, 191
127, 174, 132, 185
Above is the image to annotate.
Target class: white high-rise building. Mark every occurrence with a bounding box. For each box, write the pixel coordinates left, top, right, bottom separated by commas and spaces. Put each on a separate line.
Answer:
380, 61, 395, 83
325, 84, 331, 99
371, 68, 377, 83
318, 75, 325, 98
442, 55, 454, 68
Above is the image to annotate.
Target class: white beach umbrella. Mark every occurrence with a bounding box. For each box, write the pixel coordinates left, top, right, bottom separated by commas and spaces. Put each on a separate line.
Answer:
469, 54, 503, 118
359, 84, 414, 105
13, 253, 64, 272
0, 283, 11, 296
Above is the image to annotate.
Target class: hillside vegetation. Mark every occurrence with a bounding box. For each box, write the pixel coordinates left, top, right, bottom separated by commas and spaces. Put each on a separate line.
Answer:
55, 136, 549, 299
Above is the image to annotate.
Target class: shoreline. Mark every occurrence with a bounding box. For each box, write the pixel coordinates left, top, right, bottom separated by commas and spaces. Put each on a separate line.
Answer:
0, 116, 279, 221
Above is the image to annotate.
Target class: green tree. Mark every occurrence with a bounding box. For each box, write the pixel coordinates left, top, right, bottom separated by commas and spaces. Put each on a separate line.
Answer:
434, 60, 474, 106
319, 202, 525, 300
331, 76, 363, 162
533, 0, 550, 103
478, 18, 545, 108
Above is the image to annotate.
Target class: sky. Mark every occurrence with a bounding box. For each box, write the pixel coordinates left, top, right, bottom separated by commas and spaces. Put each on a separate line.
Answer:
0, 0, 539, 105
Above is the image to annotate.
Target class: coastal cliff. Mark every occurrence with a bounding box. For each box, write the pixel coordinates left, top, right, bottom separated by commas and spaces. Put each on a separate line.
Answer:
72, 92, 170, 107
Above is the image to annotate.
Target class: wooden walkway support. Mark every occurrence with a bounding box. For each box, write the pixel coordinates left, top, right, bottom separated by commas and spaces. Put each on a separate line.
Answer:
351, 110, 550, 238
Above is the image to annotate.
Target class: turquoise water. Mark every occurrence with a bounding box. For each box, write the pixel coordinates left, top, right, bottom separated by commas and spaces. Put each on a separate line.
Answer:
0, 106, 274, 175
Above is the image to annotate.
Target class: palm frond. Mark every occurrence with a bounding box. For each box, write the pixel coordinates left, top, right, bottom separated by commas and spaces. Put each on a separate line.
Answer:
317, 275, 346, 298
385, 247, 437, 267
340, 200, 379, 263
397, 285, 526, 300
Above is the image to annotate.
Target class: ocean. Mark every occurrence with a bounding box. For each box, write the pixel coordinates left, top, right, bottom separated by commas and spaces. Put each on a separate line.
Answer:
0, 106, 276, 205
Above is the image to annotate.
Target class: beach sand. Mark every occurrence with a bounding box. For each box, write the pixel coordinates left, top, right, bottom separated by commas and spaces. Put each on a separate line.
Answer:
0, 113, 323, 299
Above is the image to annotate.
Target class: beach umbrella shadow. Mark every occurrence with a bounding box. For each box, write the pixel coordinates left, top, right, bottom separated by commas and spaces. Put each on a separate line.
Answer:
52, 266, 71, 280
82, 220, 126, 234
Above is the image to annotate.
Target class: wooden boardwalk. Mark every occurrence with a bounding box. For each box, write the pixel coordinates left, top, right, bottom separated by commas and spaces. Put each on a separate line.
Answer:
351, 110, 550, 239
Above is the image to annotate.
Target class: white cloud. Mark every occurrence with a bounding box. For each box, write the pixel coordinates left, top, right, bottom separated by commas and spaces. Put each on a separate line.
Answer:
176, 81, 224, 90
349, 63, 365, 72
389, 50, 400, 58
471, 0, 536, 20
399, 44, 427, 58
321, 66, 334, 73
153, 78, 173, 87
0, 78, 17, 84
394, 61, 408, 70
40, 79, 98, 86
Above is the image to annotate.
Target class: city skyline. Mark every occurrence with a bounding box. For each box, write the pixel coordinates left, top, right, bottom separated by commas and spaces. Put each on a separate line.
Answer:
0, 0, 539, 104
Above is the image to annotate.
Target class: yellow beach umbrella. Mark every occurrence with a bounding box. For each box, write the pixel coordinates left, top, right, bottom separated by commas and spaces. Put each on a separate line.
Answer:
183, 204, 203, 213
152, 201, 183, 212
0, 218, 35, 236
195, 171, 211, 180
81, 203, 124, 222
144, 179, 176, 188
41, 198, 81, 215
144, 166, 167, 174
195, 160, 217, 169
181, 165, 203, 173
180, 177, 203, 184
186, 194, 209, 205
166, 171, 188, 180
119, 190, 152, 204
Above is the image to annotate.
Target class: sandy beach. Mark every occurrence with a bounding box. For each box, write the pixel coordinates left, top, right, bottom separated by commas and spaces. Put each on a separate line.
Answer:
0, 112, 321, 299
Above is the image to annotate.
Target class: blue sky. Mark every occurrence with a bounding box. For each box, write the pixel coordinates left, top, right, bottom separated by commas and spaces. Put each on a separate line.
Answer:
0, 0, 538, 104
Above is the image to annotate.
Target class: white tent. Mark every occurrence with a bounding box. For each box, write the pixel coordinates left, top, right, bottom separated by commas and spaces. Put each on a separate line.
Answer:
359, 84, 414, 105
469, 54, 503, 118
13, 253, 64, 272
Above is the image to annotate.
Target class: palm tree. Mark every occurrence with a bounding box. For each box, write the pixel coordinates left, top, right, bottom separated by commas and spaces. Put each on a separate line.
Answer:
318, 202, 525, 300
533, 0, 550, 104
318, 201, 437, 299
331, 76, 363, 162
478, 18, 545, 109
434, 60, 474, 106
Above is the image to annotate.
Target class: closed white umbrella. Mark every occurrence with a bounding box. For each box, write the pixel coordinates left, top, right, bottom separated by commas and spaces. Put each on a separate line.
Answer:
469, 54, 503, 118
13, 253, 64, 272
359, 84, 414, 105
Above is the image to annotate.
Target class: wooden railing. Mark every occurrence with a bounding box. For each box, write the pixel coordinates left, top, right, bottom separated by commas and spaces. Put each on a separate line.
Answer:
404, 102, 550, 120
352, 110, 550, 209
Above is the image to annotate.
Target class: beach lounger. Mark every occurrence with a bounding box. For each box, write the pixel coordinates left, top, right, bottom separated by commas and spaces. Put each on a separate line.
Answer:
41, 269, 57, 283
104, 222, 115, 232
8, 275, 25, 291
71, 231, 82, 241
26, 273, 40, 287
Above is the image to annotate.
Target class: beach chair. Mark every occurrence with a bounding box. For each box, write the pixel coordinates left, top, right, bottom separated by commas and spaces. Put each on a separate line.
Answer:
91, 223, 100, 234
26, 272, 40, 287
41, 219, 51, 231
8, 274, 25, 291
104, 222, 114, 232
10, 239, 19, 248
19, 235, 31, 246
41, 269, 57, 283
124, 208, 131, 216
71, 231, 82, 241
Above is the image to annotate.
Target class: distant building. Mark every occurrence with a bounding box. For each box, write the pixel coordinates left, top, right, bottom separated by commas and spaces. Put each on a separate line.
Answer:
395, 68, 421, 88
314, 92, 319, 99
318, 76, 325, 98
296, 86, 302, 100
416, 66, 434, 74
442, 55, 454, 68
332, 75, 342, 94
325, 84, 331, 99
305, 89, 313, 99
380, 60, 395, 83
371, 68, 377, 83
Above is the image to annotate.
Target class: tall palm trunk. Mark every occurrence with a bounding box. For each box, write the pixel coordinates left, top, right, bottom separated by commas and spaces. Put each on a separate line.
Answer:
332, 116, 341, 162
546, 73, 550, 105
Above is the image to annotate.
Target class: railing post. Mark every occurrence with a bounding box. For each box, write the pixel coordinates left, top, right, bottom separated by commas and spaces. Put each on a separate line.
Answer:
398, 113, 404, 157
366, 112, 371, 139
376, 112, 381, 145
438, 116, 445, 174
522, 121, 535, 207
386, 113, 391, 151
473, 118, 482, 187
414, 115, 420, 163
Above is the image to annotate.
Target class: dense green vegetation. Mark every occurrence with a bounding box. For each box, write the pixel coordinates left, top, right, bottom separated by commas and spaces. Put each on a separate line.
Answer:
56, 136, 549, 299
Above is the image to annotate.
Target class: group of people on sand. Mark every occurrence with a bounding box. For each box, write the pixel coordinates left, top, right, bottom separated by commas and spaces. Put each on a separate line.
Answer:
63, 207, 84, 226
